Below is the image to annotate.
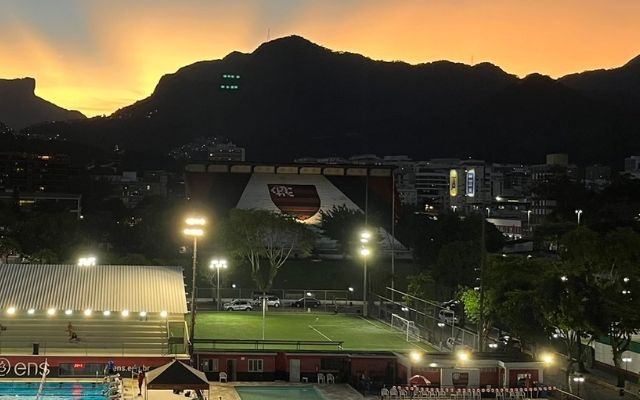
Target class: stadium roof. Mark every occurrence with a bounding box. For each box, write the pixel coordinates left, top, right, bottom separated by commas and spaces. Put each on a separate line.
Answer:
0, 264, 187, 314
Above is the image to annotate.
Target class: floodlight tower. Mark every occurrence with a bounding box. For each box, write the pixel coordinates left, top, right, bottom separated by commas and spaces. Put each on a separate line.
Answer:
184, 217, 205, 354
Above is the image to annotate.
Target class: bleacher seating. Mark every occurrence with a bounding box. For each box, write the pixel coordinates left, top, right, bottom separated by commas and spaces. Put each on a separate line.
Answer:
0, 317, 177, 355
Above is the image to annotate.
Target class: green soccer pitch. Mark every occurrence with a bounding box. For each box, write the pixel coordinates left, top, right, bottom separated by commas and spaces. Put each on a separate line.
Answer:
194, 311, 436, 352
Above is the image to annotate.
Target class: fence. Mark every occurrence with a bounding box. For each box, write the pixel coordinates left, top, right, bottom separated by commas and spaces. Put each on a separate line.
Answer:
370, 287, 479, 352
196, 287, 362, 313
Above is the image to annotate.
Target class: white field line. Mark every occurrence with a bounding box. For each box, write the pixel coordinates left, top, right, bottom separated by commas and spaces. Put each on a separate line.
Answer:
308, 325, 333, 341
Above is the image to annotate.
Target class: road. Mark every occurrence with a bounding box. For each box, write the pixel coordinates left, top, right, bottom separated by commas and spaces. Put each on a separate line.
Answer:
544, 363, 640, 400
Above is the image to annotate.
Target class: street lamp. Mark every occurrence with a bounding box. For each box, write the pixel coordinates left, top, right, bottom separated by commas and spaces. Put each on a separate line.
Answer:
210, 259, 228, 311
623, 357, 632, 384
575, 209, 583, 225
572, 375, 585, 397
184, 216, 205, 354
359, 230, 371, 317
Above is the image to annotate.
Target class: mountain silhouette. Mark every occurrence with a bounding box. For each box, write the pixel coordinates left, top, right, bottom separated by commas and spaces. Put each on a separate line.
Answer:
0, 78, 86, 130
18, 36, 640, 165
559, 55, 640, 108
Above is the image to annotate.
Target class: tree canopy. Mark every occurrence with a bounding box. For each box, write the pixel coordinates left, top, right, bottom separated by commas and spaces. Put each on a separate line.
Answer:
219, 209, 316, 292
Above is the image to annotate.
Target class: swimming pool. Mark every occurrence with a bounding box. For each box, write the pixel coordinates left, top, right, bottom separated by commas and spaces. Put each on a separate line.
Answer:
235, 386, 325, 400
0, 382, 107, 399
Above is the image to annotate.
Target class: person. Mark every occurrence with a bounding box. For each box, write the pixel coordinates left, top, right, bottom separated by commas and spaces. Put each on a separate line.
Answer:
105, 360, 116, 376
137, 371, 145, 396
380, 385, 390, 399
67, 322, 79, 342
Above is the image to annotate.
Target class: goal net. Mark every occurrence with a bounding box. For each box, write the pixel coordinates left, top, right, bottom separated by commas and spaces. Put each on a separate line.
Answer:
391, 313, 421, 342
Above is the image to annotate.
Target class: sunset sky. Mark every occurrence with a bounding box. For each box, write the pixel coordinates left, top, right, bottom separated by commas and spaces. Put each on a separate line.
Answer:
1, 0, 639, 117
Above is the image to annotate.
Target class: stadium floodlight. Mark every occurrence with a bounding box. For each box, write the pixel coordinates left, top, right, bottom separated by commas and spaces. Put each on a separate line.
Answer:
210, 259, 228, 311
185, 217, 206, 226
78, 256, 97, 266
47, 308, 56, 316
6, 307, 16, 315
27, 308, 35, 315
65, 309, 73, 315
84, 309, 92, 316
103, 310, 111, 316
160, 310, 168, 318
121, 309, 129, 317
359, 229, 372, 317
184, 215, 206, 355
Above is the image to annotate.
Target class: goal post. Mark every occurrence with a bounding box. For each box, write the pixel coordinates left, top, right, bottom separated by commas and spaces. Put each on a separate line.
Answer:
391, 313, 421, 342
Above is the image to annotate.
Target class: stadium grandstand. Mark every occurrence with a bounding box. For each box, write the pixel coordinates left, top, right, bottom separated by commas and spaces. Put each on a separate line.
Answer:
0, 264, 188, 356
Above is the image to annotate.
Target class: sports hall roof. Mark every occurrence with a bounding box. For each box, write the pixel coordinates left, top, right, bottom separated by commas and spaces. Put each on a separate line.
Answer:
0, 264, 187, 314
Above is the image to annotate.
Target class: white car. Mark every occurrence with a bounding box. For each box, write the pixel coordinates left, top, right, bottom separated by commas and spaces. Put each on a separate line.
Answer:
253, 295, 281, 308
223, 300, 253, 311
438, 309, 459, 325
446, 337, 471, 351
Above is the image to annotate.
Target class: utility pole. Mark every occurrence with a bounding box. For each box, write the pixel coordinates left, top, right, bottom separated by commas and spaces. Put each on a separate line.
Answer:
478, 212, 486, 352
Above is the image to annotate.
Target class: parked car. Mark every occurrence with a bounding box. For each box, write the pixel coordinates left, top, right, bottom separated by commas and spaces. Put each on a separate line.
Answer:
445, 337, 471, 351
223, 299, 253, 311
497, 335, 522, 352
252, 295, 281, 308
292, 297, 321, 308
438, 309, 459, 325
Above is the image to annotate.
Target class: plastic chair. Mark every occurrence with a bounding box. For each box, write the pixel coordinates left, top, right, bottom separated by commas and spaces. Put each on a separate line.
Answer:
326, 373, 335, 384
317, 373, 325, 384
219, 372, 227, 383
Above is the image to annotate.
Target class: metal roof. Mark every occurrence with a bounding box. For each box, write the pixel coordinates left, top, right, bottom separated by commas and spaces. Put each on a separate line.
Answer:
0, 264, 187, 314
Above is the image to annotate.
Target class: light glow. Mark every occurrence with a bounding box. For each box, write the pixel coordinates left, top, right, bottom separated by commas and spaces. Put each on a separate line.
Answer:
160, 310, 168, 318
84, 309, 92, 316
410, 351, 422, 362
103, 310, 111, 316
78, 256, 97, 266
121, 309, 129, 317
185, 217, 206, 226
47, 308, 56, 316
7, 307, 16, 315
65, 309, 73, 315
457, 350, 470, 361
541, 352, 554, 365
27, 308, 35, 315
183, 228, 204, 237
